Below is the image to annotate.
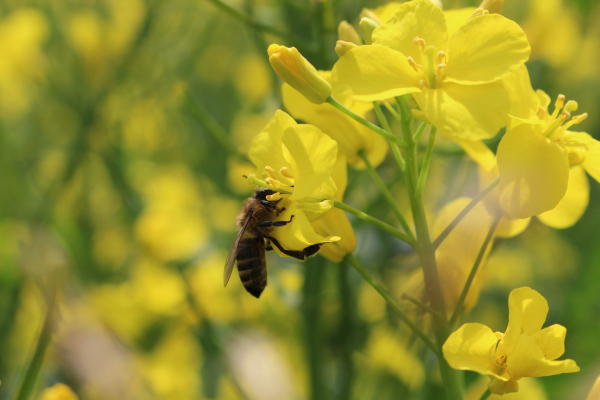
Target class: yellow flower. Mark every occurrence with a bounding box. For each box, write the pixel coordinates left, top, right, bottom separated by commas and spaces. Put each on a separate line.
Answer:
282, 70, 388, 169
497, 65, 598, 219
268, 44, 332, 104
38, 383, 79, 400
443, 287, 579, 395
248, 110, 341, 257
332, 0, 530, 140
587, 376, 600, 400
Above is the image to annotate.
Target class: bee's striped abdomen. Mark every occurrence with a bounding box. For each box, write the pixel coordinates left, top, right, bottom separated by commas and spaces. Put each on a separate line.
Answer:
236, 237, 267, 298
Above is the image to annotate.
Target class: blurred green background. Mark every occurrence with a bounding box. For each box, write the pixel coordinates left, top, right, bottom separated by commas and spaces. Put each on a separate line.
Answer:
0, 0, 599, 399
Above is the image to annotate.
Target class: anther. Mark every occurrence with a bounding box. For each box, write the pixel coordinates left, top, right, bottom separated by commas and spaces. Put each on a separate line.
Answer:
407, 56, 421, 72
538, 106, 547, 120
562, 113, 588, 131
468, 7, 486, 20
555, 94, 566, 110
266, 192, 283, 201
560, 110, 571, 121
419, 80, 430, 89
265, 177, 280, 188
280, 167, 294, 178
436, 64, 446, 76
265, 166, 278, 178
413, 37, 427, 52
436, 51, 446, 65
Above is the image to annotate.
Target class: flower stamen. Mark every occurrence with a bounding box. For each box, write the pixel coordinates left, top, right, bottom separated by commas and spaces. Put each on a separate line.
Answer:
413, 37, 427, 52
407, 56, 422, 73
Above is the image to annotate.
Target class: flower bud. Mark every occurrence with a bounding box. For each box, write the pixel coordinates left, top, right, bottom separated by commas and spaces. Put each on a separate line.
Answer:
335, 40, 358, 58
337, 21, 362, 45
359, 17, 379, 45
479, 0, 503, 14
268, 44, 333, 104
359, 8, 380, 24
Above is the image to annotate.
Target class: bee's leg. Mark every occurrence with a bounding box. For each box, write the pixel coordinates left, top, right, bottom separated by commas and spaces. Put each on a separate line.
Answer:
260, 199, 286, 216
302, 244, 322, 257
265, 239, 274, 252
267, 236, 306, 260
257, 215, 294, 228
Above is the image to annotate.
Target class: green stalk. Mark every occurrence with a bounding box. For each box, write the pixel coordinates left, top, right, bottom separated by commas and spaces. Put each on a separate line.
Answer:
449, 215, 500, 327
358, 153, 413, 241
381, 101, 401, 120
326, 96, 407, 148
479, 389, 492, 400
432, 177, 499, 250
334, 200, 415, 247
345, 254, 439, 355
14, 298, 55, 400
415, 126, 437, 198
396, 96, 463, 400
413, 121, 428, 142
372, 102, 406, 171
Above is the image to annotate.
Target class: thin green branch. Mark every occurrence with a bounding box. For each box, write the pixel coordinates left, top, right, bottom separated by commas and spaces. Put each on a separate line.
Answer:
373, 102, 405, 171
432, 177, 500, 250
381, 101, 401, 120
413, 121, 428, 142
345, 254, 439, 355
479, 389, 492, 400
449, 215, 501, 327
206, 0, 318, 51
334, 200, 416, 247
415, 127, 437, 198
401, 292, 439, 317
326, 96, 407, 148
358, 150, 414, 242
14, 296, 55, 400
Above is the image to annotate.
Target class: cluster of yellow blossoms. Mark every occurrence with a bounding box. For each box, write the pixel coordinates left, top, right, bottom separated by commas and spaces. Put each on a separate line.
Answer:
244, 0, 597, 396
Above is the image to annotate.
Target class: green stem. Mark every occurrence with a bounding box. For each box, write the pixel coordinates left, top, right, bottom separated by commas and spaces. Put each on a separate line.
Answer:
413, 121, 428, 142
345, 254, 439, 355
479, 389, 492, 400
372, 102, 406, 171
432, 177, 500, 250
326, 96, 407, 148
334, 200, 415, 247
401, 293, 439, 317
449, 215, 500, 327
415, 127, 437, 198
206, 0, 318, 51
397, 96, 463, 400
358, 150, 414, 242
382, 101, 401, 120
14, 297, 55, 400
336, 263, 354, 400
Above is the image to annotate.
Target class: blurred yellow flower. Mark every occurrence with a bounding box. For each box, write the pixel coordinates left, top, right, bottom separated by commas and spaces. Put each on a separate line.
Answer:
282, 71, 388, 169
37, 383, 79, 400
268, 44, 332, 104
248, 110, 341, 257
465, 376, 547, 400
443, 287, 579, 395
234, 54, 272, 104
332, 0, 530, 140
587, 376, 600, 400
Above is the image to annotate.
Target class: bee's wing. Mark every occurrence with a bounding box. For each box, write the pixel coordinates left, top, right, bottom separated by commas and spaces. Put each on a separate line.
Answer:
224, 209, 254, 287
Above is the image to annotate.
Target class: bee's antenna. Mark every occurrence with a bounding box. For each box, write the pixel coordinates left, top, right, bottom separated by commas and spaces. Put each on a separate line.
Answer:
242, 175, 248, 178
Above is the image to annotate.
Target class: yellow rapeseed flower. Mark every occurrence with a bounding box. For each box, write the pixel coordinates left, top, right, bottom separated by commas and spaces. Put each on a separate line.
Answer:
497, 65, 598, 219
332, 0, 530, 140
248, 110, 341, 257
443, 287, 579, 395
38, 383, 79, 400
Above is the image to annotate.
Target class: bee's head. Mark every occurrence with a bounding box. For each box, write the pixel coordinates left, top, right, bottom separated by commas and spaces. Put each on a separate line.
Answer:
254, 188, 277, 201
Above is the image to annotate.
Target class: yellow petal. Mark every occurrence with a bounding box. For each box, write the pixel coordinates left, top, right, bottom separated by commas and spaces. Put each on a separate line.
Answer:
582, 135, 600, 183
372, 0, 447, 64
331, 45, 421, 102
495, 216, 531, 239
445, 14, 530, 84
282, 78, 388, 169
530, 324, 566, 361
502, 65, 541, 120
444, 7, 477, 37
497, 124, 569, 219
433, 198, 495, 313
465, 376, 548, 400
271, 202, 339, 258
442, 323, 506, 380
507, 334, 579, 380
502, 287, 548, 355
453, 138, 496, 172
537, 165, 589, 229
416, 81, 509, 140
249, 110, 297, 173
311, 208, 356, 262
282, 124, 338, 200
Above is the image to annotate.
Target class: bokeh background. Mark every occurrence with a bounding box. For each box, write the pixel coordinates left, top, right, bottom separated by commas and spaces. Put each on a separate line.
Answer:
0, 0, 599, 399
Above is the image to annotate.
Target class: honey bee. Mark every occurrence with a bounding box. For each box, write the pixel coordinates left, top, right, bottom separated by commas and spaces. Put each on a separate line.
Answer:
224, 188, 322, 298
